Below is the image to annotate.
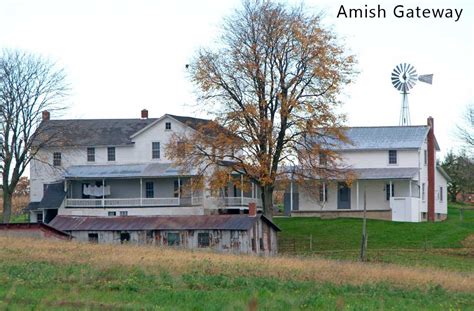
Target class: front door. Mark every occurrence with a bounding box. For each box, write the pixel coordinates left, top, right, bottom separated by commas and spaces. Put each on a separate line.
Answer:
337, 183, 351, 209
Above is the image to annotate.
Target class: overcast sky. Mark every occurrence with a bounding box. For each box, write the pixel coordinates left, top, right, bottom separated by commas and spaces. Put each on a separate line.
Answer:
0, 0, 472, 157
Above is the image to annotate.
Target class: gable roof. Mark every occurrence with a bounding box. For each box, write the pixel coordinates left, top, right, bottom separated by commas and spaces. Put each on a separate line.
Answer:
314, 126, 440, 151
34, 118, 157, 147
49, 214, 280, 232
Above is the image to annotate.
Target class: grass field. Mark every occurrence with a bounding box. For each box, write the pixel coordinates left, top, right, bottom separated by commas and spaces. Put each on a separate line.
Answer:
0, 237, 472, 310
274, 204, 474, 271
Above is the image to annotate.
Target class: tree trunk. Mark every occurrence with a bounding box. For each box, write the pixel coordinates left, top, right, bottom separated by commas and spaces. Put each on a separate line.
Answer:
261, 185, 274, 219
2, 189, 12, 223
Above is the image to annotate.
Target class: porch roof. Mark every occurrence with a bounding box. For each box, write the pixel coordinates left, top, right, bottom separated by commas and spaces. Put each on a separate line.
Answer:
352, 167, 419, 180
64, 163, 195, 179
49, 214, 280, 232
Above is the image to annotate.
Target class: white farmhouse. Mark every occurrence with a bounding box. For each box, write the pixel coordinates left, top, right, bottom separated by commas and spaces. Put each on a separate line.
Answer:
27, 110, 279, 255
286, 117, 449, 222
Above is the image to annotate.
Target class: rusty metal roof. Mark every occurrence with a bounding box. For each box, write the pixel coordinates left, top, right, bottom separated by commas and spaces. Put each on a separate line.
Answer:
49, 214, 280, 232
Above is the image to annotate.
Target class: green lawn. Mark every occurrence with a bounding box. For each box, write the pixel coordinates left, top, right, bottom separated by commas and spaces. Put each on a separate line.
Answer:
274, 204, 474, 271
0, 261, 472, 310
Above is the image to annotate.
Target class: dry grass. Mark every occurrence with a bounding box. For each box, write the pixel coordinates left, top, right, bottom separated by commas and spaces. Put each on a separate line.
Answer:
0, 237, 472, 293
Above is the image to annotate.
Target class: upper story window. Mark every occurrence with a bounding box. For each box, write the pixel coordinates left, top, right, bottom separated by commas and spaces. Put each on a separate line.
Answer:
107, 147, 116, 161
421, 183, 426, 201
439, 186, 443, 202
165, 122, 171, 130
53, 152, 61, 166
424, 150, 427, 165
87, 147, 95, 162
388, 150, 397, 164
319, 152, 327, 166
152, 142, 160, 159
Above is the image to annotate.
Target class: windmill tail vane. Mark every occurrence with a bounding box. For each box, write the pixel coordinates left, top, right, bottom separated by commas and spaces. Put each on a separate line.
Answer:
391, 63, 433, 126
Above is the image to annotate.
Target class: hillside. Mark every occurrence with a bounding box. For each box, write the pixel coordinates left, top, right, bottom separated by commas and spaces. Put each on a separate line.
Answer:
0, 237, 472, 310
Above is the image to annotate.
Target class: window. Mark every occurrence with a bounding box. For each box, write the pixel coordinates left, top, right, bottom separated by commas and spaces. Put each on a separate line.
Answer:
319, 183, 328, 202
388, 150, 397, 164
167, 232, 180, 246
120, 211, 128, 216
53, 152, 61, 166
319, 152, 327, 166
152, 142, 160, 159
37, 212, 43, 223
177, 141, 186, 157
439, 186, 443, 202
145, 182, 154, 198
87, 147, 95, 162
424, 150, 427, 165
108, 211, 116, 216
120, 232, 130, 244
88, 233, 98, 243
198, 232, 210, 247
385, 184, 395, 201
421, 183, 426, 201
165, 122, 171, 130
174, 179, 183, 198
107, 147, 116, 161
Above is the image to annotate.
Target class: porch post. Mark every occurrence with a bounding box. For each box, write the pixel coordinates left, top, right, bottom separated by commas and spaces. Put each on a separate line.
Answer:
290, 180, 294, 211
389, 180, 393, 208
356, 181, 359, 210
409, 180, 412, 198
251, 182, 255, 199
240, 174, 244, 206
323, 182, 326, 203
178, 177, 181, 205
140, 178, 143, 206
191, 178, 194, 205
102, 178, 105, 208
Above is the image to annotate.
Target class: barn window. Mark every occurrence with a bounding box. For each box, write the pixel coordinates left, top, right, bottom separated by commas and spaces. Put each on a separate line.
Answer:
167, 232, 180, 246
108, 211, 116, 216
119, 211, 128, 216
198, 232, 210, 247
120, 232, 130, 243
88, 233, 98, 243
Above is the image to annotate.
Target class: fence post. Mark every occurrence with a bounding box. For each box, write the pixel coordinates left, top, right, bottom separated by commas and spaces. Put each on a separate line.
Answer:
310, 234, 313, 252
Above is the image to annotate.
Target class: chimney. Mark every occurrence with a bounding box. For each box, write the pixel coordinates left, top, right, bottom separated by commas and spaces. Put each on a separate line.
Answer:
248, 202, 257, 217
427, 116, 435, 222
141, 109, 148, 119
42, 110, 50, 121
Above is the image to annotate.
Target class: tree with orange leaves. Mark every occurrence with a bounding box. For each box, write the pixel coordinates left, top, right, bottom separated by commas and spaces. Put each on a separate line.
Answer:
167, 0, 356, 217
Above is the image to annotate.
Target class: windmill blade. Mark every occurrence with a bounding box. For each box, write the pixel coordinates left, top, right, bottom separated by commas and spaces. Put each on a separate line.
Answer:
418, 74, 433, 84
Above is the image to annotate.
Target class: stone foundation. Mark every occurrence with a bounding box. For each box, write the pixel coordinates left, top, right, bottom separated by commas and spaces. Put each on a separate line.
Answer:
291, 209, 392, 221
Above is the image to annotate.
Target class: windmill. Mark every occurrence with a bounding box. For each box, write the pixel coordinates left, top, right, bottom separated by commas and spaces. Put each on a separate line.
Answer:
391, 63, 433, 126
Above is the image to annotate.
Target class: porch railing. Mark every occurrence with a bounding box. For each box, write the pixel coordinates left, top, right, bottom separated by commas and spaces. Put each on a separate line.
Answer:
208, 197, 263, 208
66, 197, 194, 208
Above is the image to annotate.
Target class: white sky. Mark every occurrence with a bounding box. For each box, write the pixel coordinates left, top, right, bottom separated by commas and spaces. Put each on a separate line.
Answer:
0, 0, 472, 158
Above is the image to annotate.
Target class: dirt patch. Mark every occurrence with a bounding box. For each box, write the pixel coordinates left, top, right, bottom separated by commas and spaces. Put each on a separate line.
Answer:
462, 234, 474, 249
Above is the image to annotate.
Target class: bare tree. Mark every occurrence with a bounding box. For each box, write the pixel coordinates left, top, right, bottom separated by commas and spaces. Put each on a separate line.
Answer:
457, 104, 474, 149
0, 50, 68, 223
167, 1, 356, 217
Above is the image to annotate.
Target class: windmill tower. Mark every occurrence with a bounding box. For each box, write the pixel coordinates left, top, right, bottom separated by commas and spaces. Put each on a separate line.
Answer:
391, 63, 433, 126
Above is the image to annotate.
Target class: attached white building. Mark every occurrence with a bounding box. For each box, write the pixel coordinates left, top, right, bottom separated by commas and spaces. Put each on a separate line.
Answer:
286, 117, 449, 222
